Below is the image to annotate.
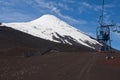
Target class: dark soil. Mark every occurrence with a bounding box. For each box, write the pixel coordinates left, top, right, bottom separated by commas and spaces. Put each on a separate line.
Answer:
0, 26, 120, 80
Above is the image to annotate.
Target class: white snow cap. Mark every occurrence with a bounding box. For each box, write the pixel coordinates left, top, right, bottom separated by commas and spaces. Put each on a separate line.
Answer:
3, 14, 101, 49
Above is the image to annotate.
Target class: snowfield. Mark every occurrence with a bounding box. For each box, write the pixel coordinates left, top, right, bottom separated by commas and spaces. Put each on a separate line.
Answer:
3, 14, 101, 49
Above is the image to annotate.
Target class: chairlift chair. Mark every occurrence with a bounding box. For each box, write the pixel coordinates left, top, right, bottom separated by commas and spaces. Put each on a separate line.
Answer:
117, 26, 120, 33
112, 26, 117, 32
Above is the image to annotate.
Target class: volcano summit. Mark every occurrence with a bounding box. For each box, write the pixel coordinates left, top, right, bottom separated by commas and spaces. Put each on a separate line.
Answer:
1, 14, 101, 51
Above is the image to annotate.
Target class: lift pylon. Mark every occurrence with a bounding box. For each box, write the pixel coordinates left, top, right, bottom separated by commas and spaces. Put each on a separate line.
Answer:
96, 0, 115, 51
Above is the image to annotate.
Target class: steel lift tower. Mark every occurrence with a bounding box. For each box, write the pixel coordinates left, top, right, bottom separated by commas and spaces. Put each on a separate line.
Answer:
96, 0, 114, 51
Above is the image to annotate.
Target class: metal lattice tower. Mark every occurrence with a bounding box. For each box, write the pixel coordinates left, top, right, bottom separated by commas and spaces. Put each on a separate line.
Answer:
96, 0, 115, 51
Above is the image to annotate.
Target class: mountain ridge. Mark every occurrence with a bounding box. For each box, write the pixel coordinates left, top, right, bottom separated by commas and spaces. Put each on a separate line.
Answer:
1, 14, 101, 50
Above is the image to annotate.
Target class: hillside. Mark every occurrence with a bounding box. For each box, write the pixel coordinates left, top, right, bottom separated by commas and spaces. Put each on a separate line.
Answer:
0, 14, 120, 80
0, 26, 94, 56
2, 14, 101, 50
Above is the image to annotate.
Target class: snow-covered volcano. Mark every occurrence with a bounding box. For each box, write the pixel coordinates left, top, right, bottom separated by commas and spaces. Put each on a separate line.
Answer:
2, 14, 101, 49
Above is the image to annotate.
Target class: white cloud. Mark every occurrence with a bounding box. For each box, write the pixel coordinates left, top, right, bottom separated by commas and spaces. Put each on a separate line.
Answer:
0, 0, 87, 25
0, 12, 34, 22
34, 0, 87, 25
79, 2, 115, 13
82, 2, 93, 9
0, 0, 36, 22
0, 0, 14, 6
58, 3, 72, 11
35, 0, 57, 10
59, 14, 87, 25
62, 0, 75, 3
79, 2, 100, 12
22, 0, 34, 5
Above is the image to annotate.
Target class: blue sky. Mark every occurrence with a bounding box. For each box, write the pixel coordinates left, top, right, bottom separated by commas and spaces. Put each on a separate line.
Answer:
0, 0, 120, 50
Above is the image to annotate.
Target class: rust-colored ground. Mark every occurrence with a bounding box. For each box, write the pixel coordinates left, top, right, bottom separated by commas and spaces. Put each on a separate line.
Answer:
0, 51, 120, 80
